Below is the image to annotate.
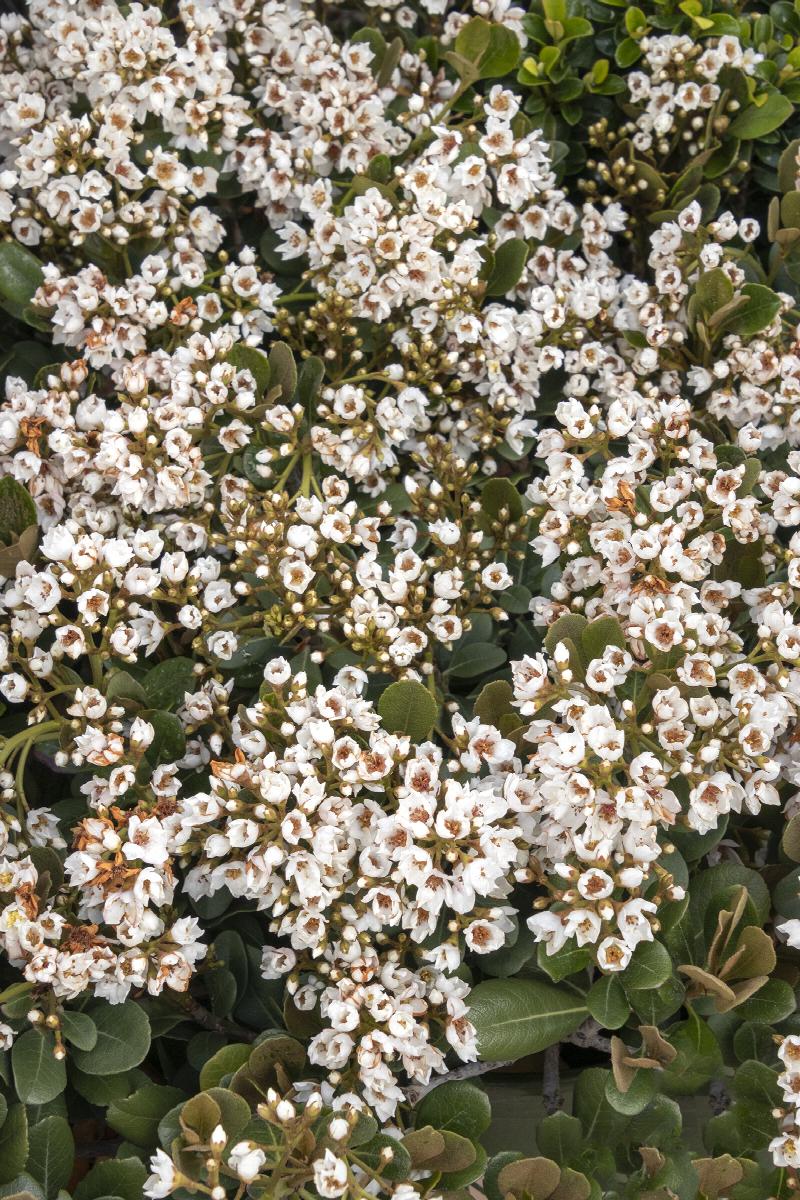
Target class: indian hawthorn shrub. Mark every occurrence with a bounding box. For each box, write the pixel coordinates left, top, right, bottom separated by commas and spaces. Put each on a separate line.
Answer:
0, 0, 799, 1197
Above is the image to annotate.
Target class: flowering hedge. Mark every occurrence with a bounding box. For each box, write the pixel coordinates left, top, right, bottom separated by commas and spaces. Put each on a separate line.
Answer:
1, 0, 800, 1197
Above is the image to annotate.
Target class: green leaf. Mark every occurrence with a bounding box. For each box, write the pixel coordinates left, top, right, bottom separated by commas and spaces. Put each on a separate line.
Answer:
481, 477, 523, 521
615, 36, 642, 67
485, 1152, 523, 1200
440, 1141, 487, 1190
454, 17, 520, 78
662, 1008, 723, 1095
732, 978, 796, 1023
468, 979, 588, 1061
0, 1175, 44, 1200
415, 1081, 491, 1140
536, 1111, 583, 1165
198, 1042, 251, 1091
268, 341, 297, 404
0, 1106, 28, 1186
625, 1093, 682, 1150
447, 642, 507, 679
230, 1035, 306, 1105
621, 941, 673, 992
68, 1066, 133, 1106
455, 13, 492, 60
485, 238, 529, 295
227, 344, 270, 394
604, 1067, 658, 1116
59, 1012, 97, 1053
779, 138, 800, 191
473, 679, 516, 726
580, 616, 626, 662
722, 283, 782, 339
537, 940, 592, 982
26, 1116, 74, 1200
0, 243, 44, 321
0, 477, 37, 543
204, 1087, 250, 1140
213, 930, 248, 1000
218, 636, 280, 675
731, 1059, 782, 1147
11, 1031, 66, 1106
104, 671, 148, 708
142, 709, 186, 764
107, 1084, 186, 1150
544, 613, 588, 658
71, 1001, 151, 1075
782, 814, 800, 862
586, 975, 630, 1030
729, 90, 793, 139
480, 923, 536, 978
624, 6, 646, 32
180, 1092, 221, 1141
377, 680, 438, 740
573, 1069, 629, 1144
296, 355, 324, 411
695, 268, 734, 315
74, 1159, 147, 1200
358, 1135, 412, 1181
141, 658, 196, 711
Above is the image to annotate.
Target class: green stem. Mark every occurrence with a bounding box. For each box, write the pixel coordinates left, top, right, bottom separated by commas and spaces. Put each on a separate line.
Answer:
0, 721, 60, 769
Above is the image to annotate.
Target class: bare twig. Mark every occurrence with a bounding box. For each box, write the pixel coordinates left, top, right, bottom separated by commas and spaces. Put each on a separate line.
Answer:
542, 1043, 562, 1114
709, 1080, 729, 1115
173, 992, 256, 1042
563, 1017, 612, 1054
405, 1058, 517, 1105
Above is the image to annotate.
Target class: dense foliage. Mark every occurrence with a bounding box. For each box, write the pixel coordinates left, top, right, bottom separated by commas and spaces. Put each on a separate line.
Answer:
1, 0, 800, 1197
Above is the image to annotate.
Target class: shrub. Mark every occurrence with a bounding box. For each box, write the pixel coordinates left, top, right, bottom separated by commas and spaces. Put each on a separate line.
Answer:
0, 0, 799, 1197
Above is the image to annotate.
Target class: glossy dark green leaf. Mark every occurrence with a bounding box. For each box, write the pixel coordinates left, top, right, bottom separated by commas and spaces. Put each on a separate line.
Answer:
468, 979, 588, 1060
71, 1002, 150, 1075
11, 1032, 65, 1106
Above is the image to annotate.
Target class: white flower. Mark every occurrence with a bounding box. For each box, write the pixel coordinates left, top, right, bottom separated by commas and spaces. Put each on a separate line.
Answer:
228, 1141, 266, 1183
313, 1149, 348, 1198
144, 1149, 177, 1199
280, 559, 315, 594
